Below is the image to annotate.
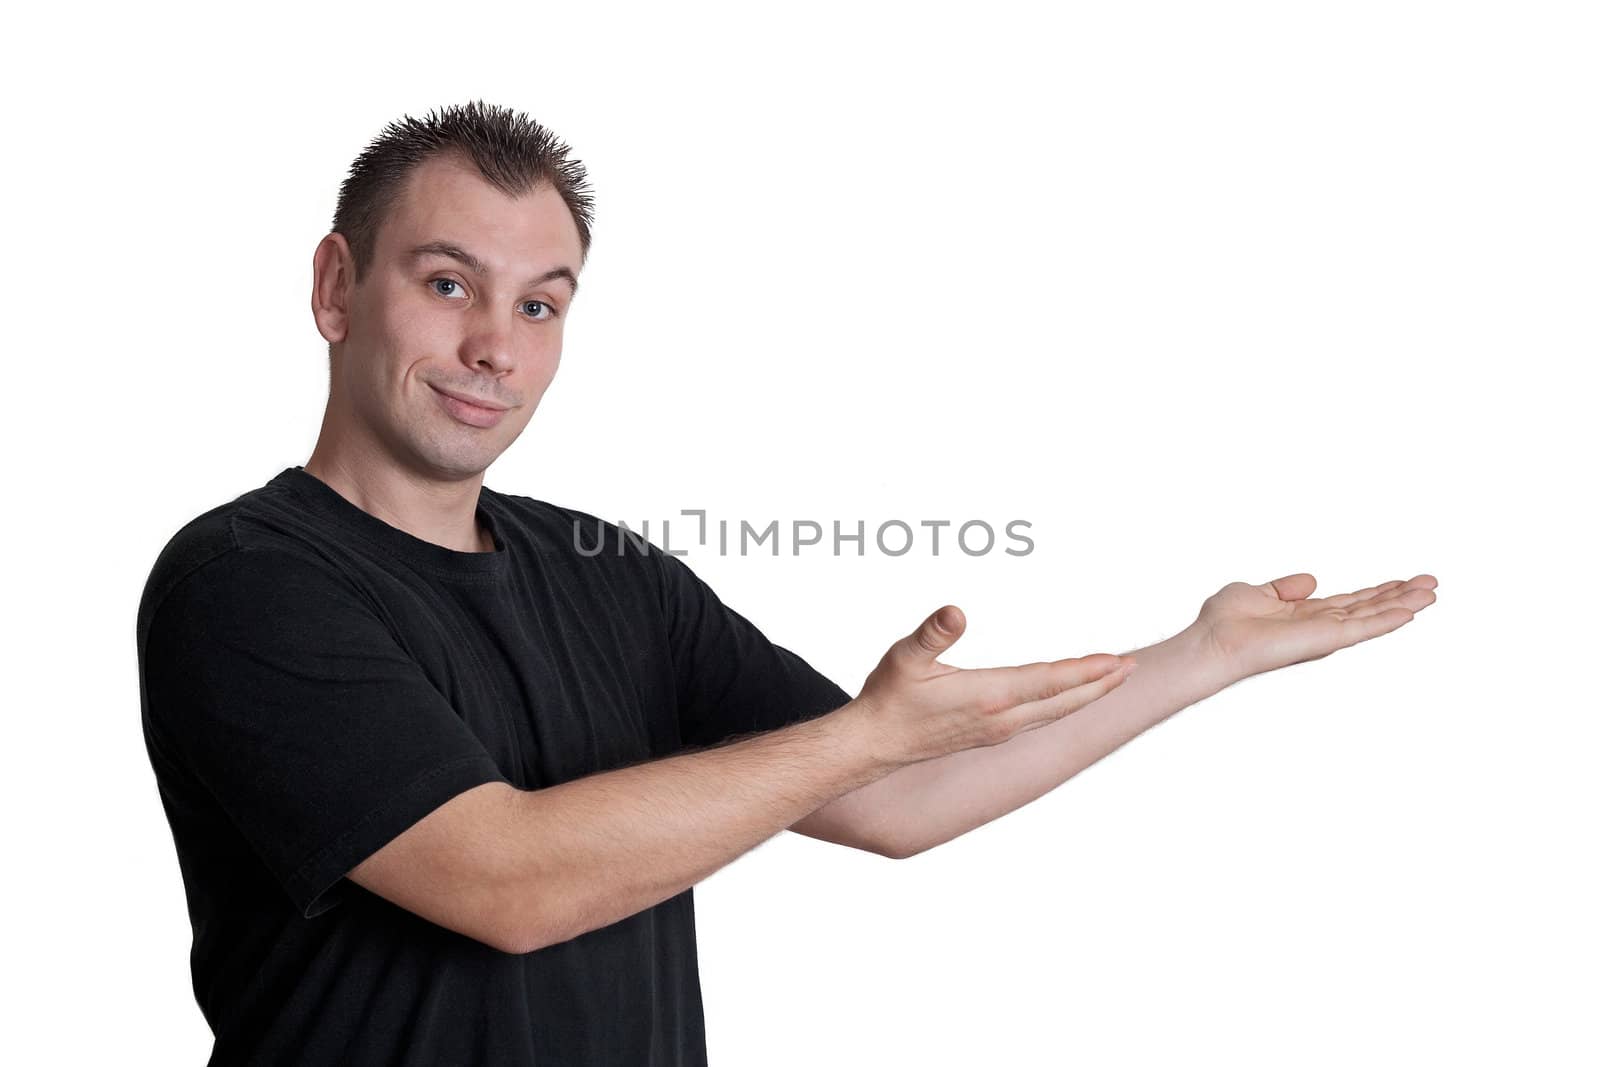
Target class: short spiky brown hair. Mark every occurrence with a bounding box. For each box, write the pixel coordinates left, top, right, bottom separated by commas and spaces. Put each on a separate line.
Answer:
330, 99, 595, 287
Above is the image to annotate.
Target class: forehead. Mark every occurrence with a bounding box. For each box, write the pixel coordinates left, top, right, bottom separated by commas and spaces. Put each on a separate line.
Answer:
380, 153, 583, 266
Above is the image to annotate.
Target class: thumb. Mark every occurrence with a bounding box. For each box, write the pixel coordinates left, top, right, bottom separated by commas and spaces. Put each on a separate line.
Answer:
1255, 572, 1316, 601
896, 604, 966, 662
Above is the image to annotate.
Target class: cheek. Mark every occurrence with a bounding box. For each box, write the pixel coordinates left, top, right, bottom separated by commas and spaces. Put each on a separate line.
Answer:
535, 347, 563, 390
541, 326, 567, 366
380, 305, 450, 380
383, 299, 442, 348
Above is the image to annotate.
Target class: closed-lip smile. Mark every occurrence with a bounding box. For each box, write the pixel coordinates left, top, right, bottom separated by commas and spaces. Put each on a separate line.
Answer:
429, 383, 510, 412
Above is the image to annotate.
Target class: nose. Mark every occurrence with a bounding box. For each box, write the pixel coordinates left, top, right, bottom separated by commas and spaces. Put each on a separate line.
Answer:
458, 304, 516, 375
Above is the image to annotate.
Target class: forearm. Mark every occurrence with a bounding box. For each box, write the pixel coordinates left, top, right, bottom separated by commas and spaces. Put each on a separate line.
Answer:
872, 625, 1232, 859
506, 704, 890, 952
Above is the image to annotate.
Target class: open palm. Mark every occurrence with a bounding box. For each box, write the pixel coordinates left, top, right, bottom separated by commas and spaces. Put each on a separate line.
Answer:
1194, 572, 1438, 682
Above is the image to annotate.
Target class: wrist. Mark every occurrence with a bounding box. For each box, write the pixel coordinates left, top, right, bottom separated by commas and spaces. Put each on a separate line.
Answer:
826, 698, 912, 779
1170, 623, 1242, 697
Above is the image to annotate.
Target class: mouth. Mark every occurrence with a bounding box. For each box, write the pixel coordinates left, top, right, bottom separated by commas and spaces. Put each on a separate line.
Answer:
429, 383, 510, 428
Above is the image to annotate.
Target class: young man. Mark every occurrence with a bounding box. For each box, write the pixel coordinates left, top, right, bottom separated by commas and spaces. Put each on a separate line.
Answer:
136, 100, 1437, 1065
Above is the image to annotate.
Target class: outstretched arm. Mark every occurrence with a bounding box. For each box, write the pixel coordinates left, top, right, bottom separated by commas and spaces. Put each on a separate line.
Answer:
352, 607, 1134, 952
794, 625, 1217, 859
795, 572, 1438, 860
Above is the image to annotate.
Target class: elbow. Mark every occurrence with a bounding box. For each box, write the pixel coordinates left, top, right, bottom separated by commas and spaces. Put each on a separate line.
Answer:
500, 895, 559, 956
497, 865, 583, 956
492, 790, 560, 955
497, 865, 582, 955
880, 825, 938, 860
503, 928, 545, 957
877, 834, 919, 861
490, 892, 543, 956
509, 905, 600, 956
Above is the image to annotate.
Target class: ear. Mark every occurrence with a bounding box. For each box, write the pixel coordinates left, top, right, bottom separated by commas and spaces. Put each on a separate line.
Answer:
311, 232, 356, 345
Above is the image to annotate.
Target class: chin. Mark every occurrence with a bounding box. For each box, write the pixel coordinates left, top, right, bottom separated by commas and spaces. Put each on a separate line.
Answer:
403, 437, 496, 481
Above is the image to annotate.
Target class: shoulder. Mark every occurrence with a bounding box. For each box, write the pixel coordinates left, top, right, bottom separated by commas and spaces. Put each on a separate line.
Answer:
136, 482, 359, 645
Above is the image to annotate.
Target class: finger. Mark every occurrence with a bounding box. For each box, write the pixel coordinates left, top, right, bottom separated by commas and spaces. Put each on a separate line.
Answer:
1317, 579, 1408, 610
1345, 586, 1436, 620
1320, 574, 1436, 610
890, 605, 967, 665
1333, 606, 1417, 648
1005, 660, 1136, 734
959, 653, 1128, 707
1255, 573, 1316, 601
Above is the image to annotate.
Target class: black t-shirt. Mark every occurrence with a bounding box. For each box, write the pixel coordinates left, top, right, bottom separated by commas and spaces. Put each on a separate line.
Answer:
135, 465, 851, 1066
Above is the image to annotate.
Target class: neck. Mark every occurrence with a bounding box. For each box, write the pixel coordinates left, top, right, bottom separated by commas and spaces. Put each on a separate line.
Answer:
302, 447, 492, 554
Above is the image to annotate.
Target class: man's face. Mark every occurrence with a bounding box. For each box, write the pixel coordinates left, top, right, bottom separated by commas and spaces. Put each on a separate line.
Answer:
323, 153, 583, 482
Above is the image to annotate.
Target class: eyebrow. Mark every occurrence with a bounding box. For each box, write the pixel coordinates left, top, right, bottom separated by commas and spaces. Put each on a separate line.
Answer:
407, 240, 579, 299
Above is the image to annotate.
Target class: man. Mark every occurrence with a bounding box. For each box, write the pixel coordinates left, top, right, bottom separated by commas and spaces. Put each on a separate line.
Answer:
136, 100, 1437, 1065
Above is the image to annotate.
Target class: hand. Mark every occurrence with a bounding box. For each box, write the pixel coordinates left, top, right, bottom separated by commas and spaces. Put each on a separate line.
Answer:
1191, 572, 1438, 685
849, 605, 1135, 768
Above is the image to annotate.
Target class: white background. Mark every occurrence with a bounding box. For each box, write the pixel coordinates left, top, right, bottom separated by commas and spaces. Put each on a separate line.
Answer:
5, 1, 1595, 1063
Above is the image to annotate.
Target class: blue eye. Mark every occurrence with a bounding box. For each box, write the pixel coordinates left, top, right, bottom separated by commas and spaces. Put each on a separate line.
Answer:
429, 278, 558, 321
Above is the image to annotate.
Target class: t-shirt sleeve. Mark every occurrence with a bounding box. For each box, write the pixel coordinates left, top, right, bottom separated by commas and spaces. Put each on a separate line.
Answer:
650, 546, 854, 749
139, 547, 512, 919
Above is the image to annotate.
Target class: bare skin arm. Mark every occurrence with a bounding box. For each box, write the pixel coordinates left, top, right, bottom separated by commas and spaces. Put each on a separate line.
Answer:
802, 572, 1439, 859
801, 625, 1214, 860
350, 607, 1135, 954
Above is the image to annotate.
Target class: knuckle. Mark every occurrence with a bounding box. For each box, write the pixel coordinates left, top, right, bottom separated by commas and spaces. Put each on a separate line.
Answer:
975, 689, 1011, 717
978, 708, 1013, 746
